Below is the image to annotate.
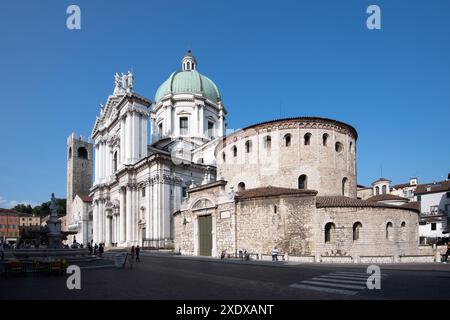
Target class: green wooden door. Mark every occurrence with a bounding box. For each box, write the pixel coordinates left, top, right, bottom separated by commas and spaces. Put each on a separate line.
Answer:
198, 215, 212, 256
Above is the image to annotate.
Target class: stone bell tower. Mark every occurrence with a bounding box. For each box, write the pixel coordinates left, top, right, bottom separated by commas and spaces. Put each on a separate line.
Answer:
66, 133, 93, 219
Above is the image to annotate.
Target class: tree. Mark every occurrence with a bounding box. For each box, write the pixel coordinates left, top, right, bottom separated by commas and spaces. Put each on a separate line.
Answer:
20, 198, 67, 217
13, 204, 33, 214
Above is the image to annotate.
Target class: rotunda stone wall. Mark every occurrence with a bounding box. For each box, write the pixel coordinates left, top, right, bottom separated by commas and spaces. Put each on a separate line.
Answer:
216, 117, 358, 197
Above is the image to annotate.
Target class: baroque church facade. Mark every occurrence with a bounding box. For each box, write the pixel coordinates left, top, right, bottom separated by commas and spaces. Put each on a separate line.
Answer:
67, 51, 428, 262
70, 51, 225, 248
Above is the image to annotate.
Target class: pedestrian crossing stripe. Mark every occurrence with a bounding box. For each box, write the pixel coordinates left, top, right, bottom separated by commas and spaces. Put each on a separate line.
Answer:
290, 271, 387, 296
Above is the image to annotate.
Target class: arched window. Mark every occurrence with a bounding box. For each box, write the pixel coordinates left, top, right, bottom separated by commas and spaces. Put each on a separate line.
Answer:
350, 141, 353, 153
245, 140, 252, 153
353, 222, 362, 241
335, 142, 343, 153
325, 222, 335, 243
237, 182, 245, 192
342, 177, 348, 196
382, 185, 387, 194
375, 186, 380, 195
386, 222, 393, 241
113, 151, 118, 172
284, 134, 291, 147
304, 133, 311, 146
264, 136, 271, 150
322, 133, 329, 146
222, 152, 226, 163
400, 221, 406, 241
298, 175, 307, 189
77, 147, 88, 159
68, 147, 72, 159
233, 146, 237, 157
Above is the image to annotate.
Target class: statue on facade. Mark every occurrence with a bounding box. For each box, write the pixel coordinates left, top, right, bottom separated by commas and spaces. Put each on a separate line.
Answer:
114, 72, 121, 94
121, 73, 127, 91
127, 70, 134, 92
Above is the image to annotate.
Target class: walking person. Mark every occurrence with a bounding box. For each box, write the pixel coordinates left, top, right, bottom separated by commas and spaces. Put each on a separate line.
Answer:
130, 246, 135, 262
99, 243, 104, 257
94, 243, 98, 256
272, 246, 279, 261
128, 246, 135, 268
443, 241, 450, 263
0, 243, 4, 262
135, 245, 140, 262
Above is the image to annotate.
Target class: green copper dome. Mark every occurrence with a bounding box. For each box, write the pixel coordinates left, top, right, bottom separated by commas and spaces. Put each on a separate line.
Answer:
154, 52, 221, 103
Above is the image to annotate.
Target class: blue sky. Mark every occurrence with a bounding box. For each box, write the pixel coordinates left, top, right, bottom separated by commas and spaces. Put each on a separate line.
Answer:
0, 0, 449, 207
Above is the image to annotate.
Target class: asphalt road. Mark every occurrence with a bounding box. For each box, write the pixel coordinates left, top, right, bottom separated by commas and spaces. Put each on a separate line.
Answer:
1, 252, 450, 300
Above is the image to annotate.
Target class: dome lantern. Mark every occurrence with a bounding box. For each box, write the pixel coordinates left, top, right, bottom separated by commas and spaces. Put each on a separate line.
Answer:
182, 50, 197, 71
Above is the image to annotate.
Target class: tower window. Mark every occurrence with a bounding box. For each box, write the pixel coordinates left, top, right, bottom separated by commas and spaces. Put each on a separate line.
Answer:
222, 152, 226, 163
325, 222, 335, 243
323, 133, 329, 146
208, 121, 214, 138
158, 123, 163, 137
68, 147, 72, 159
233, 146, 237, 157
238, 182, 245, 192
335, 142, 343, 153
180, 117, 188, 135
382, 185, 387, 194
353, 222, 362, 241
304, 133, 311, 145
284, 134, 291, 147
298, 175, 307, 189
77, 147, 88, 159
386, 222, 393, 240
342, 177, 348, 196
264, 136, 271, 150
375, 186, 380, 195
245, 140, 252, 153
142, 187, 146, 197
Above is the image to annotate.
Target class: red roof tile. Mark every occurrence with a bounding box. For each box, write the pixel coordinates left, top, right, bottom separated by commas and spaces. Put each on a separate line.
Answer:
367, 194, 409, 202
77, 194, 93, 203
315, 196, 420, 213
415, 180, 450, 195
236, 186, 317, 200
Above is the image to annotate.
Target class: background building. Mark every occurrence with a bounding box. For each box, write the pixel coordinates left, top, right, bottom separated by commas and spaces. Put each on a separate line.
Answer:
0, 209, 20, 244
66, 133, 93, 245
416, 179, 450, 244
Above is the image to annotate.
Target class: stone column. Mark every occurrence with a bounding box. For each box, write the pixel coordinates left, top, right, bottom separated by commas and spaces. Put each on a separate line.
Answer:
98, 200, 104, 244
105, 143, 110, 180
132, 186, 138, 243
127, 112, 132, 164
150, 115, 156, 144
126, 185, 132, 245
199, 105, 204, 137
219, 110, 225, 137
93, 201, 98, 244
146, 182, 152, 240
105, 213, 111, 246
94, 144, 99, 183
141, 115, 147, 158
120, 117, 126, 165
120, 188, 126, 244
133, 113, 140, 162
